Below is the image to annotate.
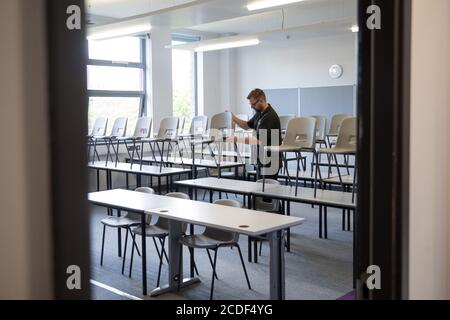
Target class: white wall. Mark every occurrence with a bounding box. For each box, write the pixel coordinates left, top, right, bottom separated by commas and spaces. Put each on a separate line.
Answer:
232, 33, 357, 115
0, 0, 53, 299
409, 0, 450, 299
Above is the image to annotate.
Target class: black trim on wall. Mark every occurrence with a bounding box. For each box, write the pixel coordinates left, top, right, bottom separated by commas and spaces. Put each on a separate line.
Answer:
47, 0, 90, 299
356, 0, 411, 300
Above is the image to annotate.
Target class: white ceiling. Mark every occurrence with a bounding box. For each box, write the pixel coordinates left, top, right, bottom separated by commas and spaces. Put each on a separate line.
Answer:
86, 0, 357, 39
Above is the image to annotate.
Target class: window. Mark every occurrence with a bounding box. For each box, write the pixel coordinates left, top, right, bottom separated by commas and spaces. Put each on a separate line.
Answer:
87, 37, 146, 135
172, 36, 198, 132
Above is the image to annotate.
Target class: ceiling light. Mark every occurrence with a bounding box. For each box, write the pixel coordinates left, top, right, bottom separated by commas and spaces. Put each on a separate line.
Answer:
247, 0, 305, 11
87, 22, 152, 40
194, 38, 260, 52
351, 25, 359, 33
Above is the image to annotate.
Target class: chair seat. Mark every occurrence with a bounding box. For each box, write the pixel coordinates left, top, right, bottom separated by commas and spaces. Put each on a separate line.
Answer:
179, 234, 235, 249
101, 216, 140, 228
131, 224, 168, 238
319, 147, 356, 155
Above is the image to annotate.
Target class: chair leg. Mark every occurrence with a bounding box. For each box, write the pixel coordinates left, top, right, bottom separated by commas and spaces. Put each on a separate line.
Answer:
236, 244, 252, 290
121, 228, 129, 275
178, 244, 183, 292
333, 154, 345, 191
295, 152, 300, 196
129, 234, 136, 278
157, 237, 166, 287
210, 248, 219, 300
159, 237, 169, 264
259, 240, 263, 256
189, 247, 200, 276
100, 225, 106, 266
206, 249, 219, 280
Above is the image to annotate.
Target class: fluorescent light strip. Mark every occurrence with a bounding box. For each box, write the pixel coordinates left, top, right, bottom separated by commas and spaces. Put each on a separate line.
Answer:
195, 38, 260, 52
87, 23, 152, 41
90, 280, 142, 300
247, 0, 305, 11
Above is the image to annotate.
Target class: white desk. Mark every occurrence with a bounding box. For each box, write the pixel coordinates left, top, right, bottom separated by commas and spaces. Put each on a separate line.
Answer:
88, 189, 304, 300
88, 161, 193, 194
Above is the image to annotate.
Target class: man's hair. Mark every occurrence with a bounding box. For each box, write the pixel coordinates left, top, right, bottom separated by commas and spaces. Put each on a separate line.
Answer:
247, 88, 266, 101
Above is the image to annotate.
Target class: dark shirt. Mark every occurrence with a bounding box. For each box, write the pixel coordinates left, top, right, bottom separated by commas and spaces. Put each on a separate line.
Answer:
247, 104, 282, 177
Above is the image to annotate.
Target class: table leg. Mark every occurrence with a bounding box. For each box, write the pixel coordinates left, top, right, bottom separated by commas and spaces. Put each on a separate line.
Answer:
190, 224, 195, 278
150, 219, 200, 297
287, 201, 291, 253
141, 213, 147, 296
319, 206, 323, 239
269, 230, 285, 300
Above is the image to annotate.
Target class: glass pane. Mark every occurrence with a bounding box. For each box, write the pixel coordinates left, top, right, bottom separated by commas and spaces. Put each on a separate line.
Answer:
172, 40, 195, 131
88, 97, 141, 136
88, 37, 141, 63
87, 66, 144, 91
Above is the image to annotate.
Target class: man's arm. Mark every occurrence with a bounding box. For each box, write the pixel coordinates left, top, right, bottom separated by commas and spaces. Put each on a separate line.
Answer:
231, 113, 251, 131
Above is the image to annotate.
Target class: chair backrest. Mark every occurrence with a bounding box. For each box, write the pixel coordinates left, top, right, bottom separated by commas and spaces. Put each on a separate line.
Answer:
127, 187, 155, 221
154, 192, 191, 230
133, 117, 152, 139
311, 116, 327, 141
156, 117, 179, 140
203, 199, 242, 242
279, 115, 296, 131
110, 117, 128, 138
282, 117, 317, 150
91, 117, 108, 137
255, 179, 280, 212
328, 114, 351, 136
209, 112, 233, 139
177, 117, 185, 135
335, 117, 357, 151
135, 187, 155, 194
189, 115, 209, 135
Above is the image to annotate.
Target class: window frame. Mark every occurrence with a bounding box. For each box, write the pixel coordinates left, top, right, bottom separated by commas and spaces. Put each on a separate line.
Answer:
172, 34, 200, 119
87, 37, 147, 119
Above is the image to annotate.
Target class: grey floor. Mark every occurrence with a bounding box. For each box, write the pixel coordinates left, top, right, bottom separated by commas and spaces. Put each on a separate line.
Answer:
89, 190, 353, 300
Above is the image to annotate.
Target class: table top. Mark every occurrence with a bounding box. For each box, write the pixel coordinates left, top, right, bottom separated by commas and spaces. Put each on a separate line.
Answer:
88, 161, 192, 176
253, 184, 356, 209
176, 178, 356, 209
135, 156, 245, 169
176, 177, 262, 195
88, 189, 304, 236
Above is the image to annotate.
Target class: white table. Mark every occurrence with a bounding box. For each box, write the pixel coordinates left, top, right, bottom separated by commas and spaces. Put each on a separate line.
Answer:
89, 161, 193, 194
88, 189, 304, 300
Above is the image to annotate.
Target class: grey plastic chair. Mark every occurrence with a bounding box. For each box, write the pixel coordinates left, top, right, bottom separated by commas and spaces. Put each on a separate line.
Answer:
316, 117, 357, 198
103, 117, 128, 166
327, 114, 351, 144
99, 187, 155, 275
114, 117, 152, 167
129, 192, 192, 285
209, 112, 233, 139
178, 199, 251, 300
264, 117, 319, 196
140, 116, 183, 171
89, 117, 108, 138
279, 115, 296, 135
188, 115, 209, 136
87, 117, 108, 164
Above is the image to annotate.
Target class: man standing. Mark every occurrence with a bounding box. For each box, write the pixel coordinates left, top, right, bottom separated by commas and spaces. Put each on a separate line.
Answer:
228, 88, 282, 180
